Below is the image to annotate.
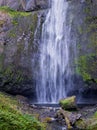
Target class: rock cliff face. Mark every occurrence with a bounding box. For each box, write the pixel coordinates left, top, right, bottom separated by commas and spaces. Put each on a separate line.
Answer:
67, 0, 97, 100
0, 6, 45, 97
0, 0, 49, 11
0, 0, 97, 100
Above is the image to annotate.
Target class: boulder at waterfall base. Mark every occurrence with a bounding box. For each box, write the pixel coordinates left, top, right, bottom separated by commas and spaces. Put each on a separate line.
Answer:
56, 109, 81, 129
59, 96, 77, 110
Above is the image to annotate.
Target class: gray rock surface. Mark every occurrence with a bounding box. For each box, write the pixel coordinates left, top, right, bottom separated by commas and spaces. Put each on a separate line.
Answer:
0, 0, 25, 10
0, 7, 45, 96
0, 0, 49, 11
25, 0, 36, 11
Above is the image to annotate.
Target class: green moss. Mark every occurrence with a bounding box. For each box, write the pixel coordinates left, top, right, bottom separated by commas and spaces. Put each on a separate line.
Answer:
85, 16, 97, 33
77, 15, 97, 82
0, 66, 24, 86
86, 23, 97, 33
15, 71, 24, 83
0, 54, 4, 72
0, 20, 5, 27
78, 26, 83, 34
28, 13, 38, 52
87, 118, 97, 130
84, 7, 91, 14
77, 43, 82, 49
75, 54, 97, 81
76, 55, 90, 80
12, 19, 18, 26
75, 119, 86, 130
0, 6, 31, 17
17, 44, 24, 53
75, 112, 97, 130
30, 13, 38, 32
77, 13, 97, 82
0, 92, 45, 130
85, 112, 97, 130
8, 30, 16, 38
93, 112, 97, 118
89, 33, 97, 49
59, 96, 76, 110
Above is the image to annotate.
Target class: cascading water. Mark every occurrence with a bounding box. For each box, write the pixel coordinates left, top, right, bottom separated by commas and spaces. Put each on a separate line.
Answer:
36, 0, 72, 103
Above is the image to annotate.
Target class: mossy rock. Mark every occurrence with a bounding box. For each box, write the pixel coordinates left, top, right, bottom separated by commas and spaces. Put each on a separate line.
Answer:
75, 111, 97, 130
87, 112, 97, 130
75, 118, 97, 130
75, 119, 87, 130
0, 6, 31, 17
59, 96, 77, 110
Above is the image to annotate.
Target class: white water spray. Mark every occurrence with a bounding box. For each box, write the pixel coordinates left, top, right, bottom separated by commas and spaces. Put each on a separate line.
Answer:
36, 0, 71, 103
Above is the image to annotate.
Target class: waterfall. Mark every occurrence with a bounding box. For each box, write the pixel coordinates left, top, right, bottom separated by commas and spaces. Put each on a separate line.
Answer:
36, 0, 72, 103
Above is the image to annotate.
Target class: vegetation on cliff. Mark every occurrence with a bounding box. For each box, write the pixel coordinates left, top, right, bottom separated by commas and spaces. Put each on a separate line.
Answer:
75, 3, 97, 86
0, 6, 31, 17
0, 92, 45, 130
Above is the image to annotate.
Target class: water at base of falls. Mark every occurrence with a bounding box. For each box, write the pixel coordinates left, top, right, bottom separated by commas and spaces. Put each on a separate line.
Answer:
36, 0, 71, 103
